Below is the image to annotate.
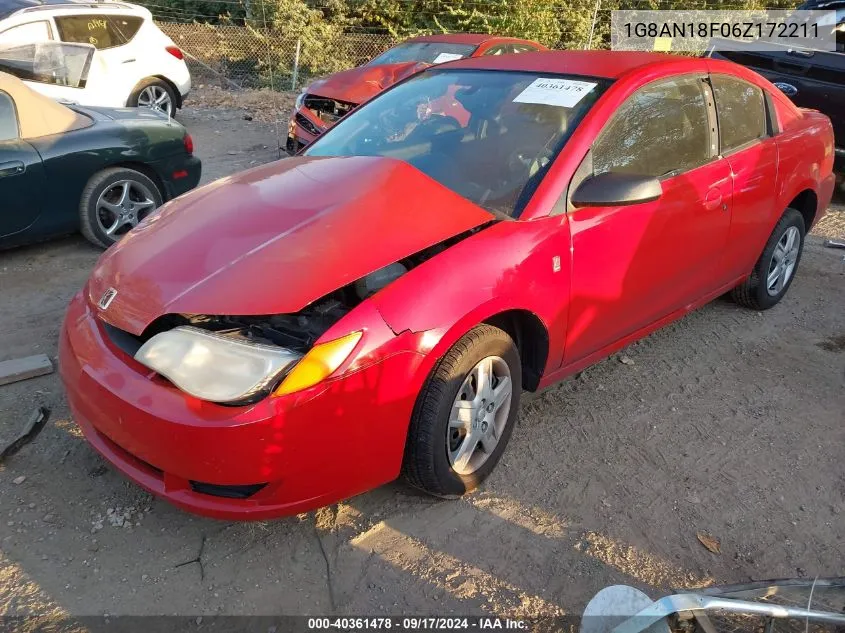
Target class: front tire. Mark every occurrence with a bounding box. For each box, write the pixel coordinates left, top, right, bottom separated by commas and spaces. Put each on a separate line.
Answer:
731, 208, 805, 310
79, 168, 163, 248
403, 324, 522, 497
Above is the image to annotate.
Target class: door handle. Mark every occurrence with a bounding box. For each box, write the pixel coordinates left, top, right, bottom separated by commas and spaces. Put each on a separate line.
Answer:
704, 188, 722, 210
0, 160, 25, 177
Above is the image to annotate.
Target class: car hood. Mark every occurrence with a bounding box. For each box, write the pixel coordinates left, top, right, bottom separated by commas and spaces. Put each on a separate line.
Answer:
306, 61, 429, 105
88, 155, 493, 336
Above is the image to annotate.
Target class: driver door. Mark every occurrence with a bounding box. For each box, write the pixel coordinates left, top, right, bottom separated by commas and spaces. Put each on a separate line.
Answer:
0, 90, 45, 239
563, 74, 733, 365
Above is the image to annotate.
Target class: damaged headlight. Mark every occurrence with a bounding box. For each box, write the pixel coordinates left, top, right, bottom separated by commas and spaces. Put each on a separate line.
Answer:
135, 326, 301, 404
295, 88, 307, 110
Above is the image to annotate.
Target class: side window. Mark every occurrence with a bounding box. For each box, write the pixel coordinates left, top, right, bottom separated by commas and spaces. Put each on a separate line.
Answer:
512, 44, 538, 53
593, 75, 711, 178
0, 91, 18, 142
0, 21, 52, 46
711, 75, 767, 152
483, 45, 513, 56
55, 14, 143, 49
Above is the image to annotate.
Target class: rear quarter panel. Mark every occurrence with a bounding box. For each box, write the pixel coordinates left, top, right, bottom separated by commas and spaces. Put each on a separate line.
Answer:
773, 109, 834, 229
26, 117, 189, 236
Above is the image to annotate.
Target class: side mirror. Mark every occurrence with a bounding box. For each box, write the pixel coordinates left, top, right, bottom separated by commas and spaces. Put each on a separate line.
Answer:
571, 172, 662, 208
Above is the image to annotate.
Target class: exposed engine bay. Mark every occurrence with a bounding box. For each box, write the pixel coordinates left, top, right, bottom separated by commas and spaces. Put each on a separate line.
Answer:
129, 224, 491, 355
304, 95, 357, 126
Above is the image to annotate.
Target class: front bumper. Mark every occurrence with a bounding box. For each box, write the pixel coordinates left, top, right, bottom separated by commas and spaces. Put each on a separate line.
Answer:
59, 290, 424, 520
286, 108, 323, 155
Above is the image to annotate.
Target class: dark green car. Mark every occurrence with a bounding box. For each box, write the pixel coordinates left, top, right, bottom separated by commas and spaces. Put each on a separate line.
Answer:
0, 71, 201, 249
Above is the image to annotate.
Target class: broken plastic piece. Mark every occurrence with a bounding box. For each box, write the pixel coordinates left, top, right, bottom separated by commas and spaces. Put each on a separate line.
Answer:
0, 407, 50, 463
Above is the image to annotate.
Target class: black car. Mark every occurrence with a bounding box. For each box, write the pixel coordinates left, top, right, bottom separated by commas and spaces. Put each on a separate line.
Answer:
709, 0, 845, 180
0, 54, 200, 249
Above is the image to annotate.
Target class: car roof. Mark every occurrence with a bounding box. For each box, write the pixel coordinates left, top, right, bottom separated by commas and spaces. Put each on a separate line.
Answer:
405, 33, 535, 46
0, 71, 91, 137
0, 0, 135, 19
439, 49, 693, 79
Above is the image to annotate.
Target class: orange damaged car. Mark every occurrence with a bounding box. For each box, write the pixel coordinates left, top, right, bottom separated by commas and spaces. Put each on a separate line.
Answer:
286, 33, 545, 153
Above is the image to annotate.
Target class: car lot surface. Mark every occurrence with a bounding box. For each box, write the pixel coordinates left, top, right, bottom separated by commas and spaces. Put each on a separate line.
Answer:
1, 96, 844, 619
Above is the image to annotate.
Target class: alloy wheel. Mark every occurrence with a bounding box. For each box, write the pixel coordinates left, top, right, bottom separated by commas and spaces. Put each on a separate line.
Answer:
137, 85, 173, 116
96, 179, 158, 239
447, 355, 513, 475
766, 225, 801, 296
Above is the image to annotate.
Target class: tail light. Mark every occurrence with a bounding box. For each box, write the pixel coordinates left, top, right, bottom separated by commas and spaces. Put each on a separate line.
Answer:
184, 133, 194, 154
166, 46, 184, 60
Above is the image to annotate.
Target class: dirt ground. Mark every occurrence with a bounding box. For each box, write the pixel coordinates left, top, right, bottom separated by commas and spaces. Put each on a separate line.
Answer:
0, 93, 843, 621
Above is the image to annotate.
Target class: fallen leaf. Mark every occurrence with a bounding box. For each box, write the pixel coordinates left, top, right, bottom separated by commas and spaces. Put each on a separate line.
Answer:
696, 532, 721, 554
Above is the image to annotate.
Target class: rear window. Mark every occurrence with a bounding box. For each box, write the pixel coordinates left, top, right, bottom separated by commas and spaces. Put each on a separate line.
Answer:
711, 74, 767, 152
55, 14, 143, 49
368, 42, 477, 66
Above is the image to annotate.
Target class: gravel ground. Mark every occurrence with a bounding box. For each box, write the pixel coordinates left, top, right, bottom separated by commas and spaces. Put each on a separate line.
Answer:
0, 95, 843, 621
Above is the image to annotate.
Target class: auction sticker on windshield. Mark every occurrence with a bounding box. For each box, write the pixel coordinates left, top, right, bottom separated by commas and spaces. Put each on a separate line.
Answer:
513, 78, 598, 107
433, 52, 465, 63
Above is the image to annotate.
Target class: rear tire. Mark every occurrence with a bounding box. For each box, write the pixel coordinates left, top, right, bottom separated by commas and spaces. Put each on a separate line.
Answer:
128, 78, 178, 116
731, 208, 805, 310
79, 167, 163, 249
403, 324, 521, 497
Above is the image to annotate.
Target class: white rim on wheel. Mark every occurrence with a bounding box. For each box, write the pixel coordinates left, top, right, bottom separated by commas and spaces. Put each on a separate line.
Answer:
447, 356, 513, 475
137, 85, 173, 115
766, 225, 800, 297
96, 179, 157, 240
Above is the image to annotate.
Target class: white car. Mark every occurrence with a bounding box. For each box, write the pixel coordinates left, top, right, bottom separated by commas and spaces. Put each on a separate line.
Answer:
0, 0, 190, 115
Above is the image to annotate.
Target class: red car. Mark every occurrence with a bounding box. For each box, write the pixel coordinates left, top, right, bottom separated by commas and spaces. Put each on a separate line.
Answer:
286, 33, 545, 153
61, 51, 835, 520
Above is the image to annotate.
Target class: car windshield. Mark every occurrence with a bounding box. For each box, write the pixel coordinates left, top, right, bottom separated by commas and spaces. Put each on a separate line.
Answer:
305, 69, 608, 216
368, 42, 477, 66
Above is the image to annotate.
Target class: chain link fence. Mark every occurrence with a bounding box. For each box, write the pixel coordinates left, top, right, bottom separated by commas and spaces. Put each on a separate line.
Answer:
157, 22, 396, 89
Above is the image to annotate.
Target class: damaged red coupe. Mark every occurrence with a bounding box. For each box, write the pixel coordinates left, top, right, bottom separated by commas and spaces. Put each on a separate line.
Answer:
60, 51, 835, 519
286, 33, 545, 153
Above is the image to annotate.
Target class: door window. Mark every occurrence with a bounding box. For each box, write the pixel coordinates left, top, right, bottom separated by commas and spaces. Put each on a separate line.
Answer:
593, 75, 712, 178
0, 91, 18, 141
55, 14, 143, 49
0, 21, 52, 46
483, 45, 513, 55
711, 75, 767, 152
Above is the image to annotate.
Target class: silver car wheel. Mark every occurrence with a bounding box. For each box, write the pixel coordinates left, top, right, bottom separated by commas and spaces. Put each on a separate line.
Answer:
96, 179, 158, 239
137, 85, 173, 115
766, 225, 800, 296
447, 355, 513, 475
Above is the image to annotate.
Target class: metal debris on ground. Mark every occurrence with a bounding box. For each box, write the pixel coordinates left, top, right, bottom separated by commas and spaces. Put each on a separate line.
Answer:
0, 407, 50, 464
824, 239, 845, 249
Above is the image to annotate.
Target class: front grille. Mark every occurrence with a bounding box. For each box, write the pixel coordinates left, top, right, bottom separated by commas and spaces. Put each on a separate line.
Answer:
303, 95, 356, 126
189, 481, 267, 499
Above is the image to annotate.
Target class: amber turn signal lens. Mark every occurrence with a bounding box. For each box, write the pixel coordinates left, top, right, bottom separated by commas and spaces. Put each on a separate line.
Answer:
274, 331, 362, 396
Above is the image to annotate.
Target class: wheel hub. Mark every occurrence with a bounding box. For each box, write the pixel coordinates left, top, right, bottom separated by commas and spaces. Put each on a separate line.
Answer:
447, 355, 513, 475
